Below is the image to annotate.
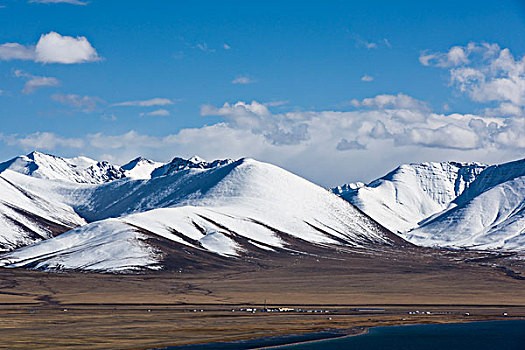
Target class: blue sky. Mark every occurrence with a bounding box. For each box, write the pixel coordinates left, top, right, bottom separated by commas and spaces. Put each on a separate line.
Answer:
0, 0, 524, 185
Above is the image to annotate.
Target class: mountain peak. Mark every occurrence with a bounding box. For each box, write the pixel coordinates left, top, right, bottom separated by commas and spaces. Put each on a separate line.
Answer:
333, 160, 488, 233
151, 156, 233, 178
188, 155, 205, 163
121, 157, 164, 180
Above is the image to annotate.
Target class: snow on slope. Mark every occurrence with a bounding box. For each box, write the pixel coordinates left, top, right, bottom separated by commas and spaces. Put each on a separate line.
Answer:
408, 158, 525, 251
0, 151, 125, 184
332, 162, 486, 233
0, 170, 87, 251
0, 220, 160, 272
121, 157, 164, 180
0, 158, 401, 272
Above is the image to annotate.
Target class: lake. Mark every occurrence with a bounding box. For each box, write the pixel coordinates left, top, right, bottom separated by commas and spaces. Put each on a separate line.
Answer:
166, 320, 525, 350
275, 320, 525, 350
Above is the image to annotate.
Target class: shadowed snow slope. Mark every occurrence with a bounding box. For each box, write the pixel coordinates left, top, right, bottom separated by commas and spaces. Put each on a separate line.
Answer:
332, 162, 486, 233
0, 157, 402, 272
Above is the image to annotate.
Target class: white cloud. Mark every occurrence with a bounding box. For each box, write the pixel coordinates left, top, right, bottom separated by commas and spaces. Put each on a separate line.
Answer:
51, 93, 102, 112
232, 76, 255, 85
29, 0, 88, 5
23, 76, 59, 94
1, 132, 84, 150
140, 109, 170, 117
223, 43, 231, 50
201, 101, 309, 145
361, 75, 374, 82
14, 70, 59, 94
399, 124, 480, 150
2, 94, 524, 186
419, 45, 470, 67
0, 43, 36, 61
422, 42, 525, 117
35, 32, 99, 64
351, 93, 428, 111
0, 32, 99, 64
113, 98, 174, 107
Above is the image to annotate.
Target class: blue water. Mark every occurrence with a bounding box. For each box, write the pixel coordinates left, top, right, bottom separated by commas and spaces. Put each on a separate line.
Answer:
276, 320, 525, 350
164, 320, 525, 350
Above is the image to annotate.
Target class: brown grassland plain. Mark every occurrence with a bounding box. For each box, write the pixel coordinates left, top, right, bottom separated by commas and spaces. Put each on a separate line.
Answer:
0, 245, 524, 349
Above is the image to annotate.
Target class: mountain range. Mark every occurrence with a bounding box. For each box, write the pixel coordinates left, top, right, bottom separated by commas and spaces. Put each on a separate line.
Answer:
332, 159, 525, 251
0, 152, 403, 272
0, 151, 523, 273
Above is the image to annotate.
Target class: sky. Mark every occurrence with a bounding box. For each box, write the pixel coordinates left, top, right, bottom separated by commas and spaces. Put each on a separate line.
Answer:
0, 0, 525, 186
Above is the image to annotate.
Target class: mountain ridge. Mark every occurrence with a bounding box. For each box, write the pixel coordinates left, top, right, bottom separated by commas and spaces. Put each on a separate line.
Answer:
0, 153, 403, 272
333, 158, 525, 251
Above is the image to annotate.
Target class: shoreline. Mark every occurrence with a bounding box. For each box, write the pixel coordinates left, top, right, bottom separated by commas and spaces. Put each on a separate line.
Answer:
256, 327, 370, 350
164, 317, 525, 350
260, 318, 525, 349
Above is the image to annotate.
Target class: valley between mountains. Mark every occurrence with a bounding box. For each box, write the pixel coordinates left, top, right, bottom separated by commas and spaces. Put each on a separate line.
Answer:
0, 151, 524, 349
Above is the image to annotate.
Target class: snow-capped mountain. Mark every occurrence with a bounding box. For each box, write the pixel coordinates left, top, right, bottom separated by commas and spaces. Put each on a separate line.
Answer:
408, 158, 525, 251
334, 159, 525, 251
0, 154, 403, 272
121, 157, 164, 180
0, 151, 125, 184
0, 169, 86, 251
332, 162, 487, 233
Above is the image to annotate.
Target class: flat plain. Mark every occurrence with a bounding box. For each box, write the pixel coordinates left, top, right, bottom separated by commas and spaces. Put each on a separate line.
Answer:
0, 246, 524, 349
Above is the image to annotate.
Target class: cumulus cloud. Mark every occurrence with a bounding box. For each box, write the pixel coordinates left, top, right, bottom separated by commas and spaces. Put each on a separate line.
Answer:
29, 0, 88, 5
421, 42, 525, 117
0, 32, 99, 64
232, 76, 255, 85
140, 109, 170, 117
113, 98, 174, 107
14, 70, 59, 94
201, 101, 310, 145
2, 94, 524, 186
35, 32, 99, 64
51, 93, 103, 112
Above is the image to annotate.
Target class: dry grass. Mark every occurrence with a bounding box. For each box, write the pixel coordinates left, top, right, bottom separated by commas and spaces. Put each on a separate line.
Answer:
0, 246, 524, 349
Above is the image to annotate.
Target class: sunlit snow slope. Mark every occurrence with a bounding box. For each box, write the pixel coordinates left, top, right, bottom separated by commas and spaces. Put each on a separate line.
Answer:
0, 170, 86, 251
0, 151, 125, 184
408, 158, 525, 251
334, 159, 525, 251
0, 157, 402, 272
332, 162, 486, 233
